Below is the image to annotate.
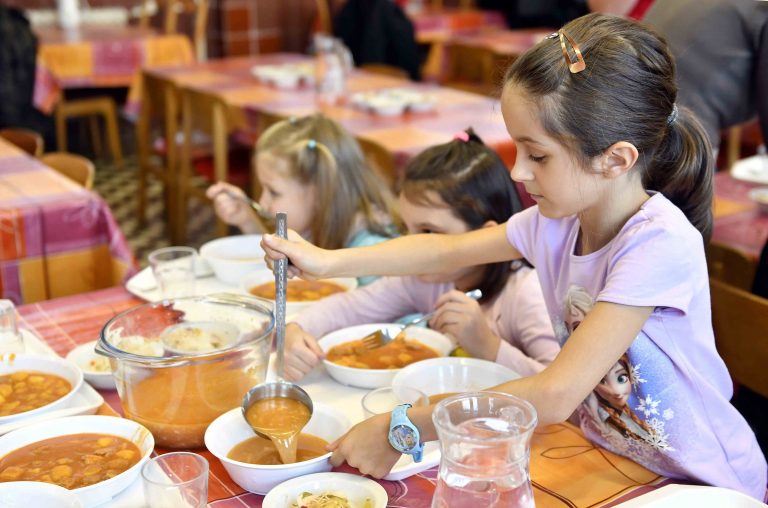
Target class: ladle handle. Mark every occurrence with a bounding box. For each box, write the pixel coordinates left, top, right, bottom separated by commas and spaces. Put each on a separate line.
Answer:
274, 212, 288, 381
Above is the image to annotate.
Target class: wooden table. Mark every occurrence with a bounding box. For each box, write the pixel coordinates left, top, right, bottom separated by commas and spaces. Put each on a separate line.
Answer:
0, 138, 136, 304
16, 285, 677, 507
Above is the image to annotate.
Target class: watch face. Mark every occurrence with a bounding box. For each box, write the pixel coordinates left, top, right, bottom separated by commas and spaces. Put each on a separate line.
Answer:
390, 424, 418, 452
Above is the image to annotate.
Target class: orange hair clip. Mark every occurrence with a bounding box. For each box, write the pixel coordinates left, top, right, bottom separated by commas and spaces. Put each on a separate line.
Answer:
547, 29, 586, 74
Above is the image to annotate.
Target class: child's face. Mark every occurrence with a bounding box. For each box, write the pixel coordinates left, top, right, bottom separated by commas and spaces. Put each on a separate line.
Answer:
501, 85, 607, 219
256, 152, 316, 236
398, 190, 481, 288
595, 361, 631, 409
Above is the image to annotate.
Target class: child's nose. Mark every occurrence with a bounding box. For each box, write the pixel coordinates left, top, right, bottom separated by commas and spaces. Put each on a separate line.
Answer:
510, 161, 533, 183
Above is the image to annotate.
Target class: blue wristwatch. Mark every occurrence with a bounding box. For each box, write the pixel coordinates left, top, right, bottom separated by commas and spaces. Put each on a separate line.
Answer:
388, 404, 423, 462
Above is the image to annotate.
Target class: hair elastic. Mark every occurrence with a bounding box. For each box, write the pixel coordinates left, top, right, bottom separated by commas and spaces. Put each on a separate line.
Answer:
454, 131, 470, 143
307, 139, 317, 150
666, 104, 678, 126
288, 116, 298, 125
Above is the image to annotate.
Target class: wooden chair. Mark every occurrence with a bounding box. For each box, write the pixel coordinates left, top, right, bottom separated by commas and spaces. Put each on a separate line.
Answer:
357, 137, 398, 189
0, 128, 44, 157
314, 0, 332, 34
136, 71, 183, 240
710, 278, 768, 398
359, 63, 410, 80
443, 42, 511, 97
40, 152, 95, 190
140, 0, 209, 60
705, 241, 757, 292
55, 97, 123, 167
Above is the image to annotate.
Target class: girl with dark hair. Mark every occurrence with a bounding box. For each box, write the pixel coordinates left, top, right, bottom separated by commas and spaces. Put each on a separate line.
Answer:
282, 130, 557, 381
262, 14, 766, 497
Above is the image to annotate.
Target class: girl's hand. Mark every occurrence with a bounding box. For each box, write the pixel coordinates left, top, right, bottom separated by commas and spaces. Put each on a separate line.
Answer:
430, 290, 500, 361
261, 231, 335, 280
328, 413, 401, 478
206, 182, 259, 233
284, 323, 324, 381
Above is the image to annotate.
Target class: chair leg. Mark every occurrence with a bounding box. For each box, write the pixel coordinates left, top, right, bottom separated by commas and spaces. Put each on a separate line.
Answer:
55, 106, 68, 152
103, 100, 124, 168
89, 116, 104, 159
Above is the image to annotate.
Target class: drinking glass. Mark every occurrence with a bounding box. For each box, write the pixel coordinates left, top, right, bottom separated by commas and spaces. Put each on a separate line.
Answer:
142, 452, 209, 508
431, 392, 537, 508
148, 247, 196, 299
361, 386, 428, 418
0, 299, 24, 353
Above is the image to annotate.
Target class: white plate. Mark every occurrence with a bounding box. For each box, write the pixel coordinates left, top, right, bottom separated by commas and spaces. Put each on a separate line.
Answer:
616, 484, 766, 507
66, 341, 115, 390
392, 357, 520, 397
0, 330, 103, 435
125, 265, 233, 301
731, 155, 768, 184
241, 270, 358, 316
263, 472, 388, 508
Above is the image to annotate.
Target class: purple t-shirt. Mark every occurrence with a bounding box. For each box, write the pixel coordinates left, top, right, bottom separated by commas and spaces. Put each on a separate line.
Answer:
506, 193, 767, 498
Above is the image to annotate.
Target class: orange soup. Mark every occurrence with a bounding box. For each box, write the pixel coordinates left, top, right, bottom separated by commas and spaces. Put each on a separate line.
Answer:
228, 433, 328, 465
0, 433, 141, 489
244, 397, 312, 464
249, 280, 346, 302
0, 371, 71, 417
327, 335, 438, 369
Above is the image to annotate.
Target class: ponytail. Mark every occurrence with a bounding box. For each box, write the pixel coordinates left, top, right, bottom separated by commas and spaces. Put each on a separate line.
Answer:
644, 106, 714, 242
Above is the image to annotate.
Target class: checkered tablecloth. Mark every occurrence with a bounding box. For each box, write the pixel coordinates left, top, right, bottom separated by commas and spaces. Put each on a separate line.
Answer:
15, 285, 678, 507
448, 28, 555, 57
145, 53, 518, 170
712, 171, 768, 259
33, 25, 193, 114
408, 7, 507, 44
0, 138, 137, 304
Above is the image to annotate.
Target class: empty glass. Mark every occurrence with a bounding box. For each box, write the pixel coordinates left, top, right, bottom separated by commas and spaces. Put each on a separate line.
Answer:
0, 300, 24, 353
431, 392, 537, 508
361, 386, 428, 418
142, 452, 209, 508
148, 247, 196, 299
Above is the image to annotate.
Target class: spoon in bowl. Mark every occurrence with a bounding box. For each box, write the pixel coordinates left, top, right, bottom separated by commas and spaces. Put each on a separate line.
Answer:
241, 212, 313, 464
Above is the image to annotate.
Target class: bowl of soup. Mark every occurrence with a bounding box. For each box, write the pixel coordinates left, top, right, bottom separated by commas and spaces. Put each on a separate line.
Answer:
318, 324, 454, 389
97, 294, 274, 448
241, 269, 358, 315
0, 414, 154, 507
200, 234, 266, 286
66, 341, 115, 391
0, 353, 83, 424
205, 403, 350, 494
0, 481, 82, 507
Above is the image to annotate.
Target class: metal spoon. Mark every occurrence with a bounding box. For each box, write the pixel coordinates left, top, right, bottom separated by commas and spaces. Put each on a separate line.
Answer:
241, 212, 313, 441
216, 189, 274, 222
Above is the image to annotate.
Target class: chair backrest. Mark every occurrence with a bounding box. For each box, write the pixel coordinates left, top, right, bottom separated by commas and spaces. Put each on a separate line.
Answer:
40, 152, 95, 189
706, 241, 757, 292
315, 0, 332, 34
141, 0, 208, 60
137, 71, 181, 177
710, 278, 768, 398
0, 128, 44, 157
357, 137, 398, 189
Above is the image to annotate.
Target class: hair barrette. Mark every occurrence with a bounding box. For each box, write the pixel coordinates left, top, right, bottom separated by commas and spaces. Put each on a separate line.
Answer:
307, 139, 317, 150
550, 29, 586, 74
666, 104, 678, 126
453, 131, 470, 143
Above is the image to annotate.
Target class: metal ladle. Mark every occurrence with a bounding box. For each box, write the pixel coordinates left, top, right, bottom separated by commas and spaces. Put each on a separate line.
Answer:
241, 212, 313, 442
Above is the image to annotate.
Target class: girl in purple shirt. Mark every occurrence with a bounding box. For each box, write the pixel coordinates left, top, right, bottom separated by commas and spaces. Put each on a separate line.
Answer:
282, 130, 558, 381
263, 14, 767, 498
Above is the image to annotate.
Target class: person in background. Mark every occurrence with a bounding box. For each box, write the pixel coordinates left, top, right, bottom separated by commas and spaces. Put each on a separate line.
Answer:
644, 0, 768, 152
282, 130, 558, 381
262, 14, 767, 498
206, 114, 400, 286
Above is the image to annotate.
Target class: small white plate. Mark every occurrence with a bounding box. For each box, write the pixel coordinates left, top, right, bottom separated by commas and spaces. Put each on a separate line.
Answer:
125, 265, 233, 302
615, 484, 766, 507
67, 341, 115, 390
263, 472, 388, 508
731, 155, 768, 184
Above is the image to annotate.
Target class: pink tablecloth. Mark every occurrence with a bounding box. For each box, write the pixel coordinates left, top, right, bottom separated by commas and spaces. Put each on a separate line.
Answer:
713, 171, 768, 258
16, 286, 676, 507
409, 7, 506, 43
0, 138, 137, 304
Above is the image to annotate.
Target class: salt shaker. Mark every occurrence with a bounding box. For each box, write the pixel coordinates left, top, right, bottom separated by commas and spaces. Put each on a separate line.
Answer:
0, 300, 24, 353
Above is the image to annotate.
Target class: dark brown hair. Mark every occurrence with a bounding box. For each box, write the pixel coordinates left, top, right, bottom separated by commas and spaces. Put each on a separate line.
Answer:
401, 129, 527, 302
503, 14, 714, 240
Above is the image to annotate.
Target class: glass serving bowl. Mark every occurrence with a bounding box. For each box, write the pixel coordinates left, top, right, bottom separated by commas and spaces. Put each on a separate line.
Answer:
96, 294, 274, 448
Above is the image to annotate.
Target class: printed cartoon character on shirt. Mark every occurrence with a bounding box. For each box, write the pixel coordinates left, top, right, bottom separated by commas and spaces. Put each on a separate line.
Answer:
562, 285, 668, 452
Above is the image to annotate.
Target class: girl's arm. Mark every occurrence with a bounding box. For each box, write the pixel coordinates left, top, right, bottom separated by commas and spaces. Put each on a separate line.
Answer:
262, 223, 522, 280
329, 300, 654, 478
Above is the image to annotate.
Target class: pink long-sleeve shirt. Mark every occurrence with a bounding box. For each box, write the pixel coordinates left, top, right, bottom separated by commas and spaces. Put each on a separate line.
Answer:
292, 266, 559, 377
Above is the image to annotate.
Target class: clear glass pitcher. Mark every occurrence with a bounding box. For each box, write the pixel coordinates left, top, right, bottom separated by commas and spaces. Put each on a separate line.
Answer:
431, 392, 537, 508
314, 34, 352, 106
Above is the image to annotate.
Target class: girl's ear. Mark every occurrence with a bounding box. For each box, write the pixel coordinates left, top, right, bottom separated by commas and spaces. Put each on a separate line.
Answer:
481, 220, 499, 229
599, 141, 639, 179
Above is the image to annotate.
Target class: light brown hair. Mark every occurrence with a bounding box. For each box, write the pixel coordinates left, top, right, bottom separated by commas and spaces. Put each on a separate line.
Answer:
503, 14, 714, 240
257, 114, 399, 249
